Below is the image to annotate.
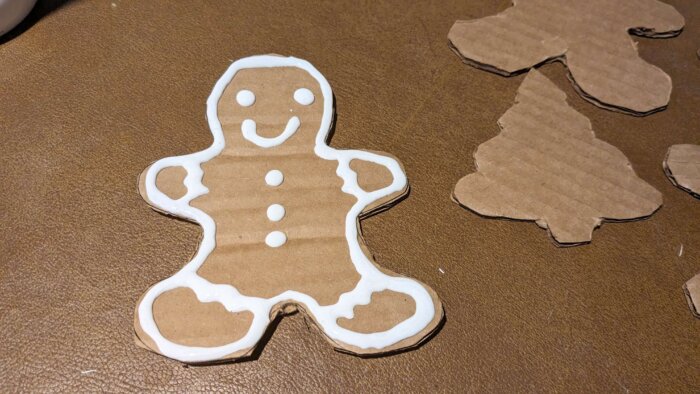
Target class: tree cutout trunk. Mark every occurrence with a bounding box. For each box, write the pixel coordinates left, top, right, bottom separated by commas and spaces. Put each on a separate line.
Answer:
453, 70, 662, 246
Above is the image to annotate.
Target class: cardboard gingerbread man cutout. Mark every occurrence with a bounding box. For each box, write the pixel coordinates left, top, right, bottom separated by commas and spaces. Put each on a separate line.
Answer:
135, 55, 443, 363
448, 0, 685, 115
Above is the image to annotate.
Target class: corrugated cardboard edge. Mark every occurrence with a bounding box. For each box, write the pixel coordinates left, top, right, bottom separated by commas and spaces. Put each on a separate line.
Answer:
450, 194, 602, 248
447, 1, 684, 117
451, 193, 658, 249
663, 144, 700, 199
683, 273, 700, 319
447, 39, 675, 118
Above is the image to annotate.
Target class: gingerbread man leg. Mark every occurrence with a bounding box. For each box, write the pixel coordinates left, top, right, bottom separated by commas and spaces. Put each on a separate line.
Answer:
625, 0, 685, 38
299, 151, 442, 354
136, 155, 267, 362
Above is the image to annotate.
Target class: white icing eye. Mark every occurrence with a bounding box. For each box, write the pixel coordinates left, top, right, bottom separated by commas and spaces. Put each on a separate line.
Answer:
236, 89, 255, 107
293, 88, 314, 105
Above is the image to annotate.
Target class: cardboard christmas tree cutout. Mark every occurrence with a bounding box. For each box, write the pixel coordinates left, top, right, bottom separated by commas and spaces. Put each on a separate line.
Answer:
453, 70, 662, 246
448, 0, 685, 116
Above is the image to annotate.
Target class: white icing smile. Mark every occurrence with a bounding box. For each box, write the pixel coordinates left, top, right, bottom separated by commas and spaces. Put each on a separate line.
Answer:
241, 116, 300, 148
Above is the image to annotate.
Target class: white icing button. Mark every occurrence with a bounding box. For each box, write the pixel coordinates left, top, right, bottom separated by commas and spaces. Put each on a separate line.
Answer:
266, 204, 285, 222
265, 231, 287, 248
236, 89, 255, 107
293, 88, 314, 105
265, 169, 284, 186
241, 117, 300, 148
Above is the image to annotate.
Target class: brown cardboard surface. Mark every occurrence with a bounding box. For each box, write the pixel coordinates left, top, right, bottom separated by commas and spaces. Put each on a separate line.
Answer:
448, 0, 685, 116
2, 0, 699, 391
453, 70, 662, 246
134, 64, 443, 362
665, 144, 700, 198
685, 273, 700, 318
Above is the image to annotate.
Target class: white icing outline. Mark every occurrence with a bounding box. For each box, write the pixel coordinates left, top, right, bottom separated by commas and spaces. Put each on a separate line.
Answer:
138, 55, 436, 362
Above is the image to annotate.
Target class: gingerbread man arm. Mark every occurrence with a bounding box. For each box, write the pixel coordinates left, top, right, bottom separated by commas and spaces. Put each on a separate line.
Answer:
448, 6, 568, 75
565, 31, 673, 114
138, 154, 209, 222
625, 0, 684, 38
343, 150, 408, 217
138, 164, 184, 208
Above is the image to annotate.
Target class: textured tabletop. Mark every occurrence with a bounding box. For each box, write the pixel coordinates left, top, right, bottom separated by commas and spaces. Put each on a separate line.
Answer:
1, 0, 699, 391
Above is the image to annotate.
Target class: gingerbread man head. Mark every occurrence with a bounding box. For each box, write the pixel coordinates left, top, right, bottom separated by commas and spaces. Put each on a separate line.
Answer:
208, 55, 332, 152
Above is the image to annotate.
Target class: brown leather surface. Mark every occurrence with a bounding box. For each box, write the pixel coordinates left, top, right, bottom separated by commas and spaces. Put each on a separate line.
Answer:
1, 0, 699, 391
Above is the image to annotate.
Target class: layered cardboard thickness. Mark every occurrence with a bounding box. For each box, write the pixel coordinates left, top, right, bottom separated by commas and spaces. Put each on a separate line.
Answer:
448, 0, 685, 116
453, 70, 662, 246
135, 65, 443, 363
664, 144, 700, 199
684, 273, 700, 319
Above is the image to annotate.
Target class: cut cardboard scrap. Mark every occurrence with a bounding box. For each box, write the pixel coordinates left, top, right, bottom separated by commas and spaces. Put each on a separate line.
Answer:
664, 144, 700, 198
684, 273, 700, 319
135, 55, 443, 363
452, 70, 662, 246
448, 0, 685, 115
